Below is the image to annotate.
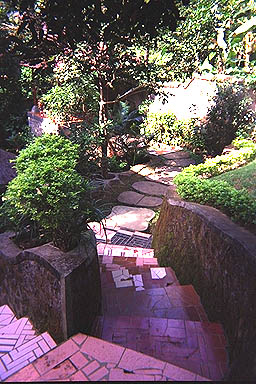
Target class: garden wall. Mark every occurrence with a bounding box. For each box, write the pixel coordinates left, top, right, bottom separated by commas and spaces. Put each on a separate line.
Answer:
152, 198, 256, 381
0, 231, 101, 344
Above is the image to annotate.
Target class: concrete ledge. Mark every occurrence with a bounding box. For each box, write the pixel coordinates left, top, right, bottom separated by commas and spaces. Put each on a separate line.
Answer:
0, 231, 102, 343
152, 198, 256, 381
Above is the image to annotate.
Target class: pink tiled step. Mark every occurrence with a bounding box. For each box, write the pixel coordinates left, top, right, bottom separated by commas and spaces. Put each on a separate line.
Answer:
0, 317, 38, 356
7, 333, 211, 381
0, 306, 17, 330
103, 284, 208, 322
95, 314, 228, 380
0, 330, 57, 381
101, 266, 179, 292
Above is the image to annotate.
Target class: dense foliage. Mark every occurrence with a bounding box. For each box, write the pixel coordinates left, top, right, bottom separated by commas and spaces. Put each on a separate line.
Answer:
142, 111, 205, 151
142, 81, 256, 156
174, 139, 256, 224
151, 0, 256, 81
1, 0, 190, 175
202, 82, 256, 155
0, 135, 99, 251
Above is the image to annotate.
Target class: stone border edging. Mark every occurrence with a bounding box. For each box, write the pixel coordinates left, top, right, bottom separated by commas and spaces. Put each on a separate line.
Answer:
167, 198, 256, 257
152, 197, 256, 380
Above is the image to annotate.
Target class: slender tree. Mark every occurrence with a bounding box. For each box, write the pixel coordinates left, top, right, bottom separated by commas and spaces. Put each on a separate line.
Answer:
2, 0, 189, 175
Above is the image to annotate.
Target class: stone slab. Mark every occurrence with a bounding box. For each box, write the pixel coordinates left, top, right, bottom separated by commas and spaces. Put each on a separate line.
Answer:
130, 164, 155, 176
132, 181, 168, 197
162, 151, 191, 160
164, 158, 196, 168
117, 191, 144, 205
105, 206, 155, 232
136, 196, 163, 208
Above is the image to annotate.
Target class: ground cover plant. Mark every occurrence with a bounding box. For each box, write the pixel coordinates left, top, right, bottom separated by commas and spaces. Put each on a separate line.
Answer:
173, 139, 256, 225
0, 134, 102, 252
211, 158, 256, 199
151, 0, 256, 80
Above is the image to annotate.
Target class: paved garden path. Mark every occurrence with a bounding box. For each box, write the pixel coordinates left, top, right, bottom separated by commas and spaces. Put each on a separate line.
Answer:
103, 144, 196, 232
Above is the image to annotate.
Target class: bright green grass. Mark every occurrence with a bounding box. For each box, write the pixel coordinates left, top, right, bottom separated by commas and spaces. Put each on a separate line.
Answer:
211, 159, 256, 199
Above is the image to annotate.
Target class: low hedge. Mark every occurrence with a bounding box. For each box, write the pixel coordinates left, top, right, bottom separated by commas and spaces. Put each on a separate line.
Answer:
174, 140, 256, 224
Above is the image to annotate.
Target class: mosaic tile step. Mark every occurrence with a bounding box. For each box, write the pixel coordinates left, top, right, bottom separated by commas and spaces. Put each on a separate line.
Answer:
99, 255, 159, 270
100, 266, 179, 292
0, 306, 17, 330
95, 315, 228, 380
0, 331, 57, 381
97, 242, 155, 259
0, 317, 39, 356
102, 285, 209, 322
7, 333, 210, 382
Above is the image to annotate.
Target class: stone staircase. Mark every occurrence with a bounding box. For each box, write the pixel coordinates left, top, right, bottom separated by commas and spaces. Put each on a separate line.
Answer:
2, 229, 228, 382
91, 239, 228, 380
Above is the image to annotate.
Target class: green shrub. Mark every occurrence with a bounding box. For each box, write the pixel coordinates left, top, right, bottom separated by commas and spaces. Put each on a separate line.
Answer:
1, 134, 97, 251
174, 140, 256, 225
202, 82, 256, 156
142, 111, 205, 151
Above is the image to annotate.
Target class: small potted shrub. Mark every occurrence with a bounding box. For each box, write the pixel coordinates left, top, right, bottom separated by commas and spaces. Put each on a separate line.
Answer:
0, 134, 102, 342
0, 134, 100, 251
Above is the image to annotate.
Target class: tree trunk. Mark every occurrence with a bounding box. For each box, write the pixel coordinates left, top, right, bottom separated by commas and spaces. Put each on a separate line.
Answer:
99, 79, 109, 179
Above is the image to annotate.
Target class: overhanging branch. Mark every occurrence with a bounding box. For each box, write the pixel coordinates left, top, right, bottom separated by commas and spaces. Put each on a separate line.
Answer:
102, 84, 151, 105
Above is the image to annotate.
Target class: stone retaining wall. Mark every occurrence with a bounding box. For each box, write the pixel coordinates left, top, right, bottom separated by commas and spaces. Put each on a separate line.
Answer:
152, 198, 256, 381
0, 231, 101, 343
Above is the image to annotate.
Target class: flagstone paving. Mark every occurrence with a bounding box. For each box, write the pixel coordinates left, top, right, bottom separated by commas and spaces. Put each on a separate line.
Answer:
97, 315, 227, 380
132, 181, 169, 196
103, 205, 156, 231
101, 284, 209, 323
117, 191, 163, 207
118, 146, 196, 207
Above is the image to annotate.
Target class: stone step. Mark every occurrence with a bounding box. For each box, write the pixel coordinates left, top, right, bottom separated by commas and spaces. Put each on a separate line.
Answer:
0, 331, 57, 381
102, 284, 208, 322
93, 314, 228, 381
99, 254, 159, 271
7, 333, 210, 381
100, 266, 179, 292
97, 242, 155, 259
132, 181, 169, 197
90, 205, 155, 232
117, 191, 163, 208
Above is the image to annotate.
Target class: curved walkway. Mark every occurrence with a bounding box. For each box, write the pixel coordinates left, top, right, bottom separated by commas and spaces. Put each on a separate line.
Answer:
106, 145, 196, 232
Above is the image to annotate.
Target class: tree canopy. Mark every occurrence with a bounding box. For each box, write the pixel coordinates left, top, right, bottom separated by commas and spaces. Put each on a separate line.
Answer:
1, 0, 189, 65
